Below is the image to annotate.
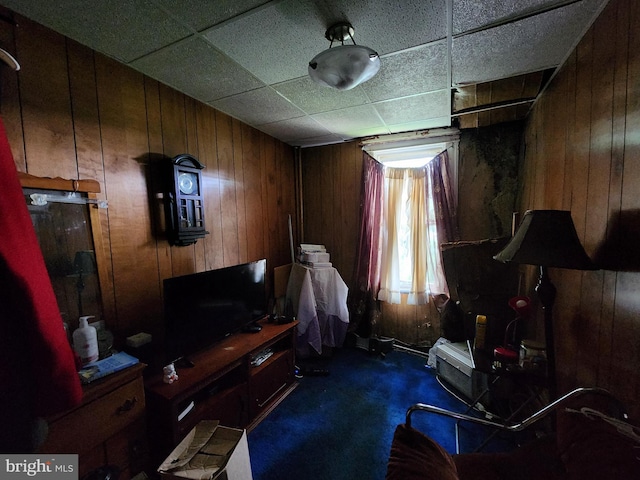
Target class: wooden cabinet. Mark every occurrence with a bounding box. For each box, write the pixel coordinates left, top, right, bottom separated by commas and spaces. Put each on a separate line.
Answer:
38, 363, 147, 480
145, 320, 298, 461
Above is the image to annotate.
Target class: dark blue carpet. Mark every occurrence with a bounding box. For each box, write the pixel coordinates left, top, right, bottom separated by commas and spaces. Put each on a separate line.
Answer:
248, 347, 516, 480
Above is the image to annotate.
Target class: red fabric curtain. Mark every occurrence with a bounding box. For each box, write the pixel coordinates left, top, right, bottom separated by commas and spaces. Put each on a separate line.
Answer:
349, 152, 384, 336
0, 116, 82, 451
427, 150, 459, 245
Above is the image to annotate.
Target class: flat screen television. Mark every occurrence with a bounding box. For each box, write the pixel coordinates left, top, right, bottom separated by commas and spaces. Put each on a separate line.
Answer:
163, 259, 267, 365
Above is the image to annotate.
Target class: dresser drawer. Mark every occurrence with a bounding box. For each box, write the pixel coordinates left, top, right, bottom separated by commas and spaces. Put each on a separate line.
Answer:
40, 375, 145, 455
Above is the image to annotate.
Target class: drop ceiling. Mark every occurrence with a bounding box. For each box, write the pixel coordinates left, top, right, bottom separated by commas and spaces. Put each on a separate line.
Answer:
0, 0, 608, 147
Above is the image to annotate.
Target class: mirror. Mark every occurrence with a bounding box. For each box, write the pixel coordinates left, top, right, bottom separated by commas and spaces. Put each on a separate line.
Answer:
19, 173, 107, 333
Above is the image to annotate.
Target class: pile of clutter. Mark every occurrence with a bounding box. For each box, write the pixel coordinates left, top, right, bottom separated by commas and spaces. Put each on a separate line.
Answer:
298, 243, 332, 268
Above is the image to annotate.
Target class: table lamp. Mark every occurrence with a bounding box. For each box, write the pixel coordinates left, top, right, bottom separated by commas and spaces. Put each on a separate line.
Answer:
493, 210, 597, 398
72, 250, 97, 316
494, 295, 531, 365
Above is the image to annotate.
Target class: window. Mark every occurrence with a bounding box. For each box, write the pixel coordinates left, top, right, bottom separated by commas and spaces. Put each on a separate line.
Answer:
365, 140, 457, 305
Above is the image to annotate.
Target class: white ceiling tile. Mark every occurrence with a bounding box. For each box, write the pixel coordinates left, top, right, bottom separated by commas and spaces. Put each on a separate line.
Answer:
335, 0, 448, 52
209, 87, 306, 125
153, 0, 272, 31
131, 37, 263, 102
452, 0, 569, 34
388, 117, 452, 134
361, 42, 449, 102
1, 0, 608, 146
341, 125, 393, 140
273, 77, 371, 115
202, 0, 449, 86
2, 0, 193, 63
258, 116, 333, 143
311, 104, 386, 137
202, 0, 325, 85
374, 90, 451, 125
452, 0, 605, 85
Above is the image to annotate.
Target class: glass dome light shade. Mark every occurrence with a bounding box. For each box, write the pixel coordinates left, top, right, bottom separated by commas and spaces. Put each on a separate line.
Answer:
308, 45, 381, 90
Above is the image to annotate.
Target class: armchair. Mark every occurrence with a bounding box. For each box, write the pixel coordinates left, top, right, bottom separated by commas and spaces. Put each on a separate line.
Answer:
387, 387, 640, 480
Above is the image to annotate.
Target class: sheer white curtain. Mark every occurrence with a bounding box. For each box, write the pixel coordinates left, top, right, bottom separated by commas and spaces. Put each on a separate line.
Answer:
377, 165, 448, 305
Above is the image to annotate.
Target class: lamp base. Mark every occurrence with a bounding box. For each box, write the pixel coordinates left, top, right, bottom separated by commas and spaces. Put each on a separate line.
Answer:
494, 346, 518, 364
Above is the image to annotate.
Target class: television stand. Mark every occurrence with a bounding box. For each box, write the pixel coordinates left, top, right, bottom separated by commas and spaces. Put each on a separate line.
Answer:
145, 319, 298, 461
174, 357, 195, 369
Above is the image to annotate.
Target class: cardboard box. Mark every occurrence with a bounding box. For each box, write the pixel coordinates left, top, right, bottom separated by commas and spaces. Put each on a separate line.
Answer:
158, 420, 253, 480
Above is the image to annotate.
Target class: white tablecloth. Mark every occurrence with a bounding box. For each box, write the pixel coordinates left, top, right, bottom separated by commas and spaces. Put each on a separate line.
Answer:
286, 263, 349, 357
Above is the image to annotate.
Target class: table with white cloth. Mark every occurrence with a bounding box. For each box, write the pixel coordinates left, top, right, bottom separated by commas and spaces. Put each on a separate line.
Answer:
286, 263, 349, 357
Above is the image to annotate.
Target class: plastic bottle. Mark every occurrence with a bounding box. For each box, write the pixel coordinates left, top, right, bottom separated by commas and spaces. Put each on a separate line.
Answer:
474, 314, 487, 351
73, 316, 99, 365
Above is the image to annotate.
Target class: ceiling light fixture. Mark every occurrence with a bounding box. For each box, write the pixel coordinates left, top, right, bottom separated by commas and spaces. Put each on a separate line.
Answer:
308, 22, 381, 91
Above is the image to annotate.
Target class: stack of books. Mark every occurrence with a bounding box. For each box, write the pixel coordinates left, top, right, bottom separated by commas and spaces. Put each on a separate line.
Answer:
78, 351, 139, 384
298, 244, 332, 268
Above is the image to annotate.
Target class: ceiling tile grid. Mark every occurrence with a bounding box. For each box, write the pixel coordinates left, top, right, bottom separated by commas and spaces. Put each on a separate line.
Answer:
0, 0, 609, 147
452, 0, 571, 34
130, 37, 264, 103
452, 0, 608, 85
209, 86, 307, 125
361, 42, 450, 102
257, 115, 334, 143
273, 78, 373, 115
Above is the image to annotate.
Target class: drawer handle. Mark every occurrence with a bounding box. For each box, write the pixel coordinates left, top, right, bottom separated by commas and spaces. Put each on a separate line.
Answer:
116, 396, 138, 414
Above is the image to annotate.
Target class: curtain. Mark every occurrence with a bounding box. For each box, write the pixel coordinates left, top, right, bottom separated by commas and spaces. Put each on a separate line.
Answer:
378, 150, 455, 305
349, 152, 384, 336
428, 150, 459, 245
378, 167, 432, 304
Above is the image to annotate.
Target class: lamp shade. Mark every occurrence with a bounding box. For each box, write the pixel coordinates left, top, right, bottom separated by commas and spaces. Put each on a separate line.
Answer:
308, 44, 380, 90
493, 210, 597, 270
73, 250, 97, 275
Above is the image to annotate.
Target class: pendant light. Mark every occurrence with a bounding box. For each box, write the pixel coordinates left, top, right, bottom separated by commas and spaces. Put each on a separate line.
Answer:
308, 22, 381, 91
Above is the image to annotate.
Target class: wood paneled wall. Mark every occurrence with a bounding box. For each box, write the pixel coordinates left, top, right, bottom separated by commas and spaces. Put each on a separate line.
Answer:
0, 12, 296, 343
521, 0, 640, 418
300, 142, 362, 280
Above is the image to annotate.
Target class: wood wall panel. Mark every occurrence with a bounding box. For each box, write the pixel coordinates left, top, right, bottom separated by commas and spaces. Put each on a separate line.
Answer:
159, 84, 196, 279
216, 111, 240, 267
16, 18, 76, 179
233, 118, 248, 264
195, 104, 224, 272
1, 14, 295, 347
521, 0, 640, 418
621, 0, 640, 406
262, 135, 277, 265
301, 144, 362, 282
96, 57, 162, 337
67, 40, 103, 184
0, 9, 24, 170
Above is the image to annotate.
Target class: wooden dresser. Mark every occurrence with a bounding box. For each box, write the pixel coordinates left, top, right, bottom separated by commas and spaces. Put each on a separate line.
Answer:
145, 319, 298, 463
38, 363, 148, 480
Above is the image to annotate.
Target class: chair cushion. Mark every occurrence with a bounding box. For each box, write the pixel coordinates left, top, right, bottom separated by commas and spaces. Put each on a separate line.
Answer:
453, 436, 564, 480
557, 408, 640, 479
386, 424, 459, 480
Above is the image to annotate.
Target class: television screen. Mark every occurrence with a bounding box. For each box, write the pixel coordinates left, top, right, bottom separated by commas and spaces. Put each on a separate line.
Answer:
163, 259, 267, 364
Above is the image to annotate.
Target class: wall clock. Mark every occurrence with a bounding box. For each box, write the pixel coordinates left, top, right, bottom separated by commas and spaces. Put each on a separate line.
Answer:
165, 154, 209, 246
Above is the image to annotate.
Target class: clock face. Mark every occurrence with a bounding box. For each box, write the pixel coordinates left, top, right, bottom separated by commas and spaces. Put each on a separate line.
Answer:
178, 172, 198, 195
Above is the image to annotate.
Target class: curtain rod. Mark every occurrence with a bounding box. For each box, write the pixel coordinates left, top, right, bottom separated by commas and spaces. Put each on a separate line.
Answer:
360, 127, 460, 148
